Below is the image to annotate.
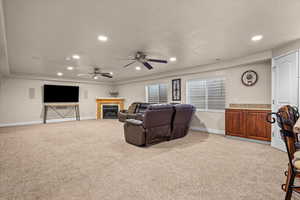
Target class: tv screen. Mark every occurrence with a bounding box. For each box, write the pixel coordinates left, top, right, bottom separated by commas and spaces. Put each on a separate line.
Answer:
43, 85, 79, 103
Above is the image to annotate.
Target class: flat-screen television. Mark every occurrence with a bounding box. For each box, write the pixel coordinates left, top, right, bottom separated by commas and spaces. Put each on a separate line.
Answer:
43, 85, 79, 103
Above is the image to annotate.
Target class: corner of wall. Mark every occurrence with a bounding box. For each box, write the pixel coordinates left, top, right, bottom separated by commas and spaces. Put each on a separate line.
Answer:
0, 0, 10, 76
272, 39, 300, 58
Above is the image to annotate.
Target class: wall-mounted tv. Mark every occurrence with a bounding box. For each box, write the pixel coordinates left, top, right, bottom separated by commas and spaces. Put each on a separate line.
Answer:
43, 85, 79, 103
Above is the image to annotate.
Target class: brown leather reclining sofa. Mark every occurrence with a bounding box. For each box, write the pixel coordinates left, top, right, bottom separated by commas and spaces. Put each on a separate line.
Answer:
123, 104, 196, 146
118, 102, 151, 122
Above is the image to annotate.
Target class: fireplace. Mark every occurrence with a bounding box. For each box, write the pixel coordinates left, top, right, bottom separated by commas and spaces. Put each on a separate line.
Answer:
102, 105, 119, 119
96, 98, 124, 119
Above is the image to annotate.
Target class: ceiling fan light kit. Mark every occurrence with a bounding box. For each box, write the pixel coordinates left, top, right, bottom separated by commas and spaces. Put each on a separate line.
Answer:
78, 67, 113, 79
71, 51, 170, 80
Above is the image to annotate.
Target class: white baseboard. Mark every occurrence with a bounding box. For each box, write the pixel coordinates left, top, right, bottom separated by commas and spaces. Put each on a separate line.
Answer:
226, 135, 270, 145
0, 120, 42, 127
190, 126, 225, 135
0, 117, 96, 127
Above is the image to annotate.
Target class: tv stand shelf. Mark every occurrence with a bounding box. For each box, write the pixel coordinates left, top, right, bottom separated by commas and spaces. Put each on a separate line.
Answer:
43, 103, 80, 124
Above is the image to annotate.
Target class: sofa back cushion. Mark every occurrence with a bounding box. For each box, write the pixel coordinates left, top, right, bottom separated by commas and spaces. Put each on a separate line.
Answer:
143, 104, 174, 128
143, 104, 174, 144
136, 103, 151, 113
171, 104, 196, 139
127, 102, 140, 114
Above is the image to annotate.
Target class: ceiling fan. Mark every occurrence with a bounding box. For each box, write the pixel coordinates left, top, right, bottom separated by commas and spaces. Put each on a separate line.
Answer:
77, 67, 113, 79
122, 51, 168, 70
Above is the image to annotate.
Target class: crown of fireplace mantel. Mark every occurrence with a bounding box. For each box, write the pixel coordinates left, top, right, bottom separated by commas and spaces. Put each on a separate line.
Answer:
96, 98, 124, 119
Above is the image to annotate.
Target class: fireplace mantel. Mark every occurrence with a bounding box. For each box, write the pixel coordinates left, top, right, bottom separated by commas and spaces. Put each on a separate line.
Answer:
96, 98, 124, 119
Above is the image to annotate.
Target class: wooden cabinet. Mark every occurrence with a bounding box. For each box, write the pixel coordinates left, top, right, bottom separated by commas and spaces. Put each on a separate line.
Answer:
225, 109, 271, 141
225, 109, 246, 137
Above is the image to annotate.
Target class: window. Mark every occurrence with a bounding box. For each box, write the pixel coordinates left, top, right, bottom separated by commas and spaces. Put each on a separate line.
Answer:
146, 84, 168, 104
187, 78, 225, 111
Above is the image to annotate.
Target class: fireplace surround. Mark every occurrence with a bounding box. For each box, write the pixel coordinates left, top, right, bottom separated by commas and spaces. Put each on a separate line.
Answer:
96, 98, 124, 119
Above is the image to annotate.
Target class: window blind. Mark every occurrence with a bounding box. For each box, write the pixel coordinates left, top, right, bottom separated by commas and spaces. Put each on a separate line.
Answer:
187, 78, 225, 111
147, 84, 168, 104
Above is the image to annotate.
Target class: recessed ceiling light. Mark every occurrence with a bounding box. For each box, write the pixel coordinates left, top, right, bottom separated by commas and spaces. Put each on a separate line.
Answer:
67, 66, 74, 70
169, 57, 177, 62
98, 35, 108, 42
135, 66, 141, 70
72, 54, 80, 60
94, 76, 99, 80
251, 35, 263, 42
109, 72, 113, 75
57, 72, 63, 76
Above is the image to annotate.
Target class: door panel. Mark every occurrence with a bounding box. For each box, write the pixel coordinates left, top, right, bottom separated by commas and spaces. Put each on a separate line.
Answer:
246, 112, 257, 137
246, 111, 271, 141
272, 51, 299, 151
225, 109, 245, 137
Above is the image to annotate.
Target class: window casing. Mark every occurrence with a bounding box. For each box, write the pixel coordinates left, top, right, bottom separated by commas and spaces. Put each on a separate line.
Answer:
146, 84, 168, 104
187, 78, 225, 111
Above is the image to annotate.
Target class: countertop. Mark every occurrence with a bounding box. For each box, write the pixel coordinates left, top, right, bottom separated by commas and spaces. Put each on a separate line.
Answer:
226, 103, 271, 111
226, 107, 271, 111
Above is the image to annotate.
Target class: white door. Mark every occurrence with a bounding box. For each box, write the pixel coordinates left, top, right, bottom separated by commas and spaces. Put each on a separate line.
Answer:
272, 50, 299, 151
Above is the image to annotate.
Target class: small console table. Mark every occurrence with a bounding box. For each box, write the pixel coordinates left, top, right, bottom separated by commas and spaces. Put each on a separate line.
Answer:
43, 103, 80, 124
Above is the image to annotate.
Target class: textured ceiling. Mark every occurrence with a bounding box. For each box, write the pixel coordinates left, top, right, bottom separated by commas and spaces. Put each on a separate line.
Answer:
3, 0, 300, 82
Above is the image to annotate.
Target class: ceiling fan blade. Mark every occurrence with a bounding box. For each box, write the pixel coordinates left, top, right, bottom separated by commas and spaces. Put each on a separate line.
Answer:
101, 73, 113, 78
147, 58, 168, 64
142, 62, 153, 70
116, 58, 135, 61
77, 74, 91, 77
123, 60, 136, 68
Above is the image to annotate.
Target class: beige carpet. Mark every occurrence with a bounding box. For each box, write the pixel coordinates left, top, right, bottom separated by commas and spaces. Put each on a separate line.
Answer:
0, 120, 295, 200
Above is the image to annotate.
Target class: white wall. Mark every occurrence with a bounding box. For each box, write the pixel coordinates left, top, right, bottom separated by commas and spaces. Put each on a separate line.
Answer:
116, 60, 271, 133
0, 0, 9, 76
0, 56, 272, 130
0, 77, 112, 125
272, 39, 300, 57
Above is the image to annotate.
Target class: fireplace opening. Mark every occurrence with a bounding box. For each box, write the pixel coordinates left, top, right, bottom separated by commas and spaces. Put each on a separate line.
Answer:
103, 105, 119, 119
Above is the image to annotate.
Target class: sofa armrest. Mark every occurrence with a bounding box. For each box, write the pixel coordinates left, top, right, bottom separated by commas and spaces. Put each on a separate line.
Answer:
134, 113, 144, 121
119, 109, 128, 113
118, 111, 129, 122
124, 122, 146, 146
126, 113, 139, 118
125, 119, 143, 126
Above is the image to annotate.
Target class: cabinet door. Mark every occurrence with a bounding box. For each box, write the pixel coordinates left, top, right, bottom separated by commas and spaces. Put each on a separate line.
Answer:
225, 109, 245, 137
245, 110, 271, 141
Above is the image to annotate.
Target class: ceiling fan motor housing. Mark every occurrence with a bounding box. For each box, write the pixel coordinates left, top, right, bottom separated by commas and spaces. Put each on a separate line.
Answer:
135, 52, 147, 62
